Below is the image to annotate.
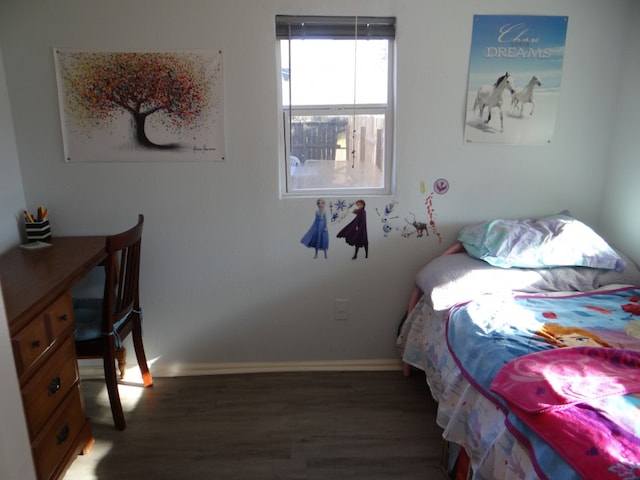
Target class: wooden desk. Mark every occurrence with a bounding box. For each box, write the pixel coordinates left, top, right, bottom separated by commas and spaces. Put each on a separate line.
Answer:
0, 236, 106, 480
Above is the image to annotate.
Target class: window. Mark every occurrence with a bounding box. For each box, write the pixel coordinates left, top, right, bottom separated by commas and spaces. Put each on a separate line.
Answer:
276, 15, 396, 196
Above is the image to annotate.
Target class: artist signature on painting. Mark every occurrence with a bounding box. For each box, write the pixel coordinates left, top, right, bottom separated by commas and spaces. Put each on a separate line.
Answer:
193, 144, 216, 153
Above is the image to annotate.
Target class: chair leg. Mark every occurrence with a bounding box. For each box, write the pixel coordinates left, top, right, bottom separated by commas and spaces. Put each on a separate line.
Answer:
103, 346, 126, 430
115, 348, 126, 379
132, 318, 153, 388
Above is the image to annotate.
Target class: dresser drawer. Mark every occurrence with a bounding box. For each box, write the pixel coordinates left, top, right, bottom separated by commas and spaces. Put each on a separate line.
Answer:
32, 385, 86, 480
46, 294, 74, 340
22, 336, 79, 438
13, 315, 50, 375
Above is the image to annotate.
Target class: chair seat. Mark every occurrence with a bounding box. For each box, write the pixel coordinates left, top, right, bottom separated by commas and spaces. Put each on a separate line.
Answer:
73, 298, 130, 346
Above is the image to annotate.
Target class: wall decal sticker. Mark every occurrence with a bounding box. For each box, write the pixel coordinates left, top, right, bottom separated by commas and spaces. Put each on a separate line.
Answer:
399, 180, 445, 243
424, 191, 442, 243
403, 212, 430, 238
336, 199, 369, 259
323, 181, 447, 257
375, 201, 399, 237
329, 199, 355, 224
300, 198, 329, 259
433, 178, 449, 195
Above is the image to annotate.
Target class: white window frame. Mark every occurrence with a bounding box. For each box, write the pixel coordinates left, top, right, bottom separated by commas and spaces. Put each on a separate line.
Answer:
276, 15, 396, 198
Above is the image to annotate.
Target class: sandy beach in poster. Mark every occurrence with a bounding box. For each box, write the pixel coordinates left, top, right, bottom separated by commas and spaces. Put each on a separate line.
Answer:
464, 86, 560, 145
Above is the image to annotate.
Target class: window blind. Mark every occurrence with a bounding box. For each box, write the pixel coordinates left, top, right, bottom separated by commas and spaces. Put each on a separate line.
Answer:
275, 15, 396, 40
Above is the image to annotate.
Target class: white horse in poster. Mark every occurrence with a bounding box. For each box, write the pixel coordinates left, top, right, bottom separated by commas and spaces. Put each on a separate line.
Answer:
473, 72, 515, 132
512, 75, 542, 117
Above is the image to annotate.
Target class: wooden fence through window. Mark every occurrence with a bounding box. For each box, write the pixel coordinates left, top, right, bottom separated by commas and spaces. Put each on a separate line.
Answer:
291, 116, 384, 168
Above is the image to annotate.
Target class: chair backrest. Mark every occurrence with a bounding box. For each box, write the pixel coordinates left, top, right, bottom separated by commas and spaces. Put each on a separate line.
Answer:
102, 215, 144, 334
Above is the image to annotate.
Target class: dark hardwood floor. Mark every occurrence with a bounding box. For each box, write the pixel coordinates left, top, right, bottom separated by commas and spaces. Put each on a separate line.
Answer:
63, 371, 448, 480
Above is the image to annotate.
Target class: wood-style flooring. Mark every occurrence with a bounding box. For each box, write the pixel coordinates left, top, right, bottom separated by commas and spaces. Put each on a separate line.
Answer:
63, 371, 448, 480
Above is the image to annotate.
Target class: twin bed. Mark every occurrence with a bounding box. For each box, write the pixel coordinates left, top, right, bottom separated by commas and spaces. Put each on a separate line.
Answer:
396, 213, 640, 480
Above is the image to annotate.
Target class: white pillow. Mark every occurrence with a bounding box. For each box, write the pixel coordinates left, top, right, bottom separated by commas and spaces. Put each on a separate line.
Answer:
415, 251, 640, 311
458, 213, 624, 271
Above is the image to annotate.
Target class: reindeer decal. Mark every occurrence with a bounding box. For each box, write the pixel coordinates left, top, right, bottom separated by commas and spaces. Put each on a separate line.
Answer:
405, 212, 429, 237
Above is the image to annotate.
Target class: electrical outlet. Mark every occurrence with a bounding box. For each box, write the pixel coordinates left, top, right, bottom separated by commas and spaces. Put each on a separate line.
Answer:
335, 299, 349, 320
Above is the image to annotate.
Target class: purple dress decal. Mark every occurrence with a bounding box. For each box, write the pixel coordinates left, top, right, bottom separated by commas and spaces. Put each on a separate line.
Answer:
337, 199, 369, 259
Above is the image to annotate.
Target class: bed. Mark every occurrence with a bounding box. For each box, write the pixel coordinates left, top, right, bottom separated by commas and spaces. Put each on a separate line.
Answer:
396, 212, 640, 480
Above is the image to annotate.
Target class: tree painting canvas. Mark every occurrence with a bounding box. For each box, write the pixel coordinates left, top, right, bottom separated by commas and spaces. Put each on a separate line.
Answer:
54, 49, 225, 162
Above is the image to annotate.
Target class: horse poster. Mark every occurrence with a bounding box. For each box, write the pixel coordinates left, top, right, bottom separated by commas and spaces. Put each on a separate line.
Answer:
464, 15, 568, 145
54, 49, 225, 162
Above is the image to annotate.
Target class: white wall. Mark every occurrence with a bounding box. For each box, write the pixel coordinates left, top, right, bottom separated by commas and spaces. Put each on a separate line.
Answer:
0, 0, 635, 374
0, 48, 26, 250
0, 48, 37, 480
599, 1, 640, 263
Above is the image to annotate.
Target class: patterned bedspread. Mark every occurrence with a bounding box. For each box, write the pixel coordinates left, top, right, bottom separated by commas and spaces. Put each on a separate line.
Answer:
399, 296, 545, 480
492, 347, 640, 480
447, 287, 640, 480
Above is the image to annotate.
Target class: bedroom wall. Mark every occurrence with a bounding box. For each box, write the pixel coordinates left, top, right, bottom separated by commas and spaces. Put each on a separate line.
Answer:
0, 48, 25, 251
598, 1, 640, 266
0, 0, 635, 374
0, 48, 37, 480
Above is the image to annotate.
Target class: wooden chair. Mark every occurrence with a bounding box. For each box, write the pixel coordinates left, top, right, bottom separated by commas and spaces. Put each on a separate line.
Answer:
73, 214, 153, 430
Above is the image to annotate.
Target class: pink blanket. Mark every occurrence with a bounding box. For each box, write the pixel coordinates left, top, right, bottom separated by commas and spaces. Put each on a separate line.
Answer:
491, 347, 640, 480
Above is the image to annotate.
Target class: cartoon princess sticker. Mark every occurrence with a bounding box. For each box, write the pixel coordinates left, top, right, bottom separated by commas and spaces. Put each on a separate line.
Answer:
300, 198, 329, 259
336, 199, 368, 259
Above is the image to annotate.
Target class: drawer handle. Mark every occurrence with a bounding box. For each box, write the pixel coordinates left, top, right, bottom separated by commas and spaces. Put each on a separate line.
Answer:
31, 339, 41, 348
59, 313, 69, 321
48, 376, 62, 396
56, 425, 70, 445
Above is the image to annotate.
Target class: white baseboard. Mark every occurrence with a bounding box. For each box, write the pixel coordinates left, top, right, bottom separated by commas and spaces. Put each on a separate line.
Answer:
78, 358, 404, 379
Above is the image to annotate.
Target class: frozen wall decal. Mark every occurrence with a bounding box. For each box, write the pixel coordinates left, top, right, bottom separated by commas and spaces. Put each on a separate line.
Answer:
300, 198, 329, 259
336, 200, 369, 260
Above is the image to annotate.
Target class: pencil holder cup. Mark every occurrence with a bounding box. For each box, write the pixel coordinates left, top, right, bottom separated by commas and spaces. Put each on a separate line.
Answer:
25, 220, 52, 242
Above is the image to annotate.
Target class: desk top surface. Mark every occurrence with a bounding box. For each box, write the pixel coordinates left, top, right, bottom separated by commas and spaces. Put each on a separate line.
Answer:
0, 236, 107, 334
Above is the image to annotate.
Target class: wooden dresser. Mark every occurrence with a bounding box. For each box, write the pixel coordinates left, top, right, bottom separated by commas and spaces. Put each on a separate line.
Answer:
0, 237, 106, 480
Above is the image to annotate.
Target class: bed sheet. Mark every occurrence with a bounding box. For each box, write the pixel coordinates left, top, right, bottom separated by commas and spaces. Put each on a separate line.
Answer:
397, 294, 567, 480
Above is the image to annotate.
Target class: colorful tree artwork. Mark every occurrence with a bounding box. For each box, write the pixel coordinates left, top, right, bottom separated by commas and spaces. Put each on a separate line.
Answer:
54, 49, 224, 162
